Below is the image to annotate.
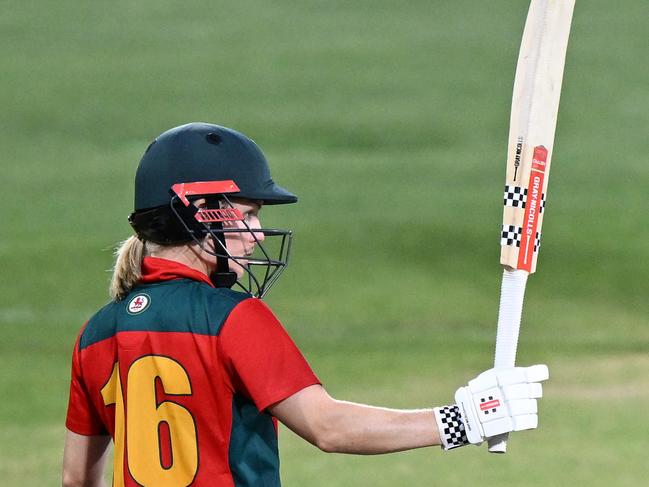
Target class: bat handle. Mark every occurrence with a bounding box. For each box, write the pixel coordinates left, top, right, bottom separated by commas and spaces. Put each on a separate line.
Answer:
487, 268, 528, 453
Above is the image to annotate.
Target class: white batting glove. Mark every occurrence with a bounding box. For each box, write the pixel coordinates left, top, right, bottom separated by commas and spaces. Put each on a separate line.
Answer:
433, 364, 549, 450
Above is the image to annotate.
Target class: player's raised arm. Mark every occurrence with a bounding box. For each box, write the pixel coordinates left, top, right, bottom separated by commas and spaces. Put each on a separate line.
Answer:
269, 365, 549, 454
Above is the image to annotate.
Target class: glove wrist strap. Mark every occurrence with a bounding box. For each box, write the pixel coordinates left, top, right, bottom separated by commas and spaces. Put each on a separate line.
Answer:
433, 405, 469, 451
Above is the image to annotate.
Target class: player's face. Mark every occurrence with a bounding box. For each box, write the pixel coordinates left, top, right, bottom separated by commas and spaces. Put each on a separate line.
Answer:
223, 199, 264, 278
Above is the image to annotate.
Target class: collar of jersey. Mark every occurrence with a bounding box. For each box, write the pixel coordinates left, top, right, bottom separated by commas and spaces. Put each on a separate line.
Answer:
140, 257, 214, 287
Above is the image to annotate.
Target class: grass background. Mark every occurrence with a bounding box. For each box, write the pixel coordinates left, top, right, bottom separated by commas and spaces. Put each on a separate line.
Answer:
1, 0, 648, 485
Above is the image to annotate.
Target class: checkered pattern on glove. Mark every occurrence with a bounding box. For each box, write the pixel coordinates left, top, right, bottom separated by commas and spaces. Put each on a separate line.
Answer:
433, 405, 469, 450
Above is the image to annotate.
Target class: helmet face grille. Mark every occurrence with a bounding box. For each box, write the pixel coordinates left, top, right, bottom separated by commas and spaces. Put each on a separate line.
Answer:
168, 192, 293, 298
220, 228, 293, 299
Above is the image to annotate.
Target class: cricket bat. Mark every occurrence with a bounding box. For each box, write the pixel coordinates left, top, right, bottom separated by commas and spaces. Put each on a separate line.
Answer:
488, 0, 576, 454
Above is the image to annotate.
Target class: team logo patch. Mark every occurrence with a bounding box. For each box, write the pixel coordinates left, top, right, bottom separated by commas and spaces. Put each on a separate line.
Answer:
127, 294, 151, 315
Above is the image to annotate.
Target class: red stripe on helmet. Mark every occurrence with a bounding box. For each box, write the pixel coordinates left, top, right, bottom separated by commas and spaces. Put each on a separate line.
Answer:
172, 181, 241, 206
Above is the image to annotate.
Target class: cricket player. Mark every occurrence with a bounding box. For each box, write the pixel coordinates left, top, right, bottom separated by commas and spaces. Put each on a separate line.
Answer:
62, 123, 548, 487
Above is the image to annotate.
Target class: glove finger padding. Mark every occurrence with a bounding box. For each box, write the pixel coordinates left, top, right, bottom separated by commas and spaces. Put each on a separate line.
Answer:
512, 414, 538, 431
482, 416, 515, 438
524, 364, 550, 382
507, 398, 537, 415
502, 382, 543, 400
478, 364, 549, 387
479, 412, 538, 436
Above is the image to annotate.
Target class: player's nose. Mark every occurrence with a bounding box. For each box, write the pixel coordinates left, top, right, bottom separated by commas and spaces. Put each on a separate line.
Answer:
248, 216, 264, 242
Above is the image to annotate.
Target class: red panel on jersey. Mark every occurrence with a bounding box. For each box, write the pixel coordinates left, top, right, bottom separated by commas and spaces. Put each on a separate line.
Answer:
219, 298, 321, 412
66, 327, 106, 436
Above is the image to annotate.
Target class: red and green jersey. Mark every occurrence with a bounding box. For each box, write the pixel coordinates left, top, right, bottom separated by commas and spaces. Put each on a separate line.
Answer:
66, 257, 319, 486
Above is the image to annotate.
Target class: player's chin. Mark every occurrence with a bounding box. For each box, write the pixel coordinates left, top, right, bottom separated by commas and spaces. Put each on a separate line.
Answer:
229, 260, 249, 279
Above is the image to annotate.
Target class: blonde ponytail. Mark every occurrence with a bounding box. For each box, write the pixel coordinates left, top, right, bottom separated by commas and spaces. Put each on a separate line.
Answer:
110, 236, 145, 301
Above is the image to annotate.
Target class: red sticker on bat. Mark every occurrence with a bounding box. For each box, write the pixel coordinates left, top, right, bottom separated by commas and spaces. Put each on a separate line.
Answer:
517, 146, 547, 272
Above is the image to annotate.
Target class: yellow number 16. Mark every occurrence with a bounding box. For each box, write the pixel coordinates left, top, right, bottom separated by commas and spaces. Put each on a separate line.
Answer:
101, 356, 198, 486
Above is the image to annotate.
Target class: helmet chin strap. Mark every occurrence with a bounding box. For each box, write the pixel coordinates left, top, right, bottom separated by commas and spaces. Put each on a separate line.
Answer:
209, 226, 237, 289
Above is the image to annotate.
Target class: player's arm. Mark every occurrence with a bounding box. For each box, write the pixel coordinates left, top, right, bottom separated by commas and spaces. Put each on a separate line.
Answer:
269, 365, 548, 454
269, 384, 439, 453
62, 429, 111, 487
221, 299, 548, 453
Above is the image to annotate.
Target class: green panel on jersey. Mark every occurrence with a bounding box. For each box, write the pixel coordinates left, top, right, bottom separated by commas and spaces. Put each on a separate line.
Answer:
79, 280, 250, 350
229, 394, 281, 487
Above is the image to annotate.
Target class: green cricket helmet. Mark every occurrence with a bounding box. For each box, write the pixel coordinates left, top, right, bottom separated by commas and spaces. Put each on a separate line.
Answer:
129, 122, 296, 298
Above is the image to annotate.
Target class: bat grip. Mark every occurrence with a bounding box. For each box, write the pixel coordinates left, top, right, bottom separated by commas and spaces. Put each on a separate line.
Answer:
487, 268, 528, 453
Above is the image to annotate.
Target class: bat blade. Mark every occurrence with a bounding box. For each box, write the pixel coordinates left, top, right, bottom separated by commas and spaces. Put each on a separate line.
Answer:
500, 0, 576, 273
489, 0, 575, 454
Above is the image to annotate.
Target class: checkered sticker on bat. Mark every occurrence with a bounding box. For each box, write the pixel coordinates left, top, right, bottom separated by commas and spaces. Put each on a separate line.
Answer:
534, 231, 542, 252
503, 185, 546, 213
501, 225, 522, 247
501, 225, 541, 252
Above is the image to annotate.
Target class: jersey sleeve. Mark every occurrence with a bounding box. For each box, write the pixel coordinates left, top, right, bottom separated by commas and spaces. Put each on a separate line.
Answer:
65, 328, 106, 436
218, 298, 320, 412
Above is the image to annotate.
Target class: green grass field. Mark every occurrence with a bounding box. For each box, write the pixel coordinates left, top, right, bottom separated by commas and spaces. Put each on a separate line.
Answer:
2, 0, 648, 485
